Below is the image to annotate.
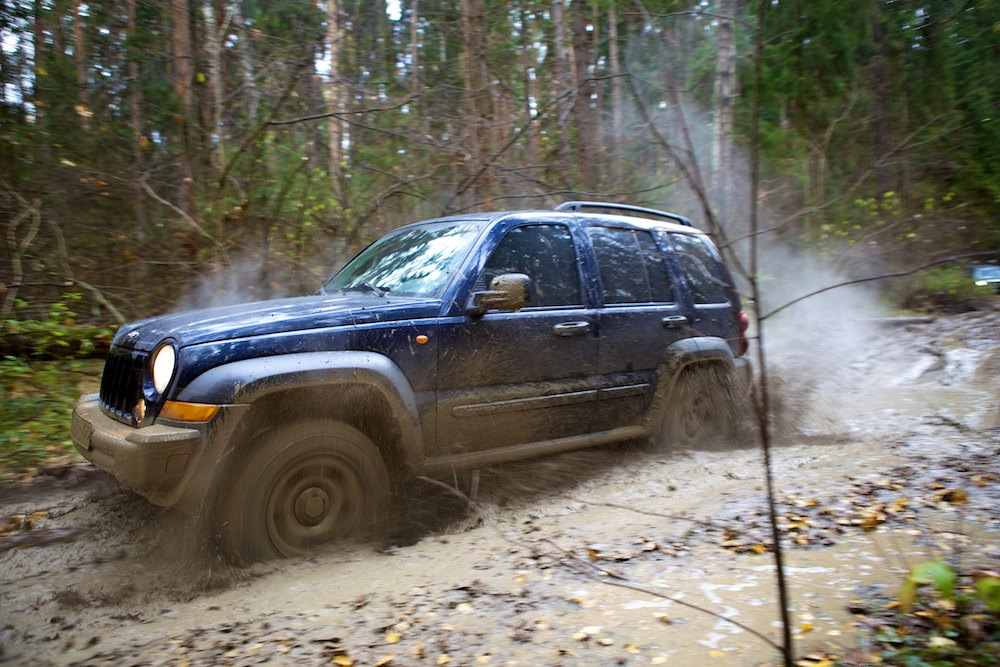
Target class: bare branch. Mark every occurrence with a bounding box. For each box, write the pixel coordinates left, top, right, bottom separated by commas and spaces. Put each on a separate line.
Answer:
268, 94, 422, 126
761, 250, 999, 321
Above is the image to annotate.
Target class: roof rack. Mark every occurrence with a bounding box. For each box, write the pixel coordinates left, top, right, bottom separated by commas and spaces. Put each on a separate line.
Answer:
555, 201, 694, 227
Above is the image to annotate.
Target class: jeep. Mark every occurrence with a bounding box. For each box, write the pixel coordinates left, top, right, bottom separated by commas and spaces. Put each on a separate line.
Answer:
72, 201, 751, 560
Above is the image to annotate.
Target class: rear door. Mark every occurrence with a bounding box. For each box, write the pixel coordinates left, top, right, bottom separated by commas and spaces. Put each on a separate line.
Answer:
434, 222, 600, 456
588, 226, 687, 427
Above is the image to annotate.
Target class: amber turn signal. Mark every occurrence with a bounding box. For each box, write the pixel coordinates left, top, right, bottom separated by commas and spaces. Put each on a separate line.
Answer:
416, 334, 429, 345
159, 400, 221, 422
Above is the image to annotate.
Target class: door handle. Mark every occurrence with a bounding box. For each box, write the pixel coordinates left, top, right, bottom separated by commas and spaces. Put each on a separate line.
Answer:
661, 315, 689, 329
552, 321, 592, 337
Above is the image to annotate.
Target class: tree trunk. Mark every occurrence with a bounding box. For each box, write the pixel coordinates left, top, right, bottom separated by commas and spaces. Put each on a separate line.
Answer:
32, 0, 45, 124
608, 1, 623, 184
231, 0, 259, 121
126, 0, 148, 238
203, 0, 225, 175
711, 0, 736, 220
71, 0, 89, 131
571, 0, 596, 190
551, 0, 572, 169
325, 0, 345, 203
409, 0, 420, 95
519, 8, 539, 167
170, 0, 196, 215
459, 0, 492, 203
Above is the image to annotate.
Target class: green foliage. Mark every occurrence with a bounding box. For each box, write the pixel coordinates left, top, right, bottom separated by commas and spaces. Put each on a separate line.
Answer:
0, 357, 102, 480
2, 294, 113, 359
889, 267, 994, 314
900, 560, 956, 612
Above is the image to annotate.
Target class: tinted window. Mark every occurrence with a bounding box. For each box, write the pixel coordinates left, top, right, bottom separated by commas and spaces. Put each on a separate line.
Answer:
480, 225, 581, 307
589, 227, 675, 304
670, 233, 731, 304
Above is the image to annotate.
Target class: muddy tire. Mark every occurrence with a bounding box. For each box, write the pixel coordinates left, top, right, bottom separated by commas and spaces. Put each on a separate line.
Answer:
214, 420, 389, 562
661, 365, 735, 450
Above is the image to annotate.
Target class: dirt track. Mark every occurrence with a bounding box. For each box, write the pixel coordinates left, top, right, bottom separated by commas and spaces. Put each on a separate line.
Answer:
1, 310, 998, 666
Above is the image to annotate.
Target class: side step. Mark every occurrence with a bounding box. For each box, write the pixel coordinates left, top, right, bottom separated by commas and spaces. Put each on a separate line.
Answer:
422, 425, 648, 474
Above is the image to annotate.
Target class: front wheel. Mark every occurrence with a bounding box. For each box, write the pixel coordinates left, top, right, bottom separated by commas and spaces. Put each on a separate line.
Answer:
214, 420, 390, 561
660, 365, 736, 450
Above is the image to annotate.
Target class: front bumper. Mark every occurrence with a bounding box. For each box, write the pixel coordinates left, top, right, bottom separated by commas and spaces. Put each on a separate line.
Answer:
72, 394, 203, 500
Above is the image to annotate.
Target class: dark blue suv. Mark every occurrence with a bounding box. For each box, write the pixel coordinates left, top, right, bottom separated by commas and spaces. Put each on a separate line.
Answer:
72, 202, 751, 560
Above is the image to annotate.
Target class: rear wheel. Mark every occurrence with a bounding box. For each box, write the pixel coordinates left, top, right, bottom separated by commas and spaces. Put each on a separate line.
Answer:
661, 365, 735, 450
215, 420, 389, 561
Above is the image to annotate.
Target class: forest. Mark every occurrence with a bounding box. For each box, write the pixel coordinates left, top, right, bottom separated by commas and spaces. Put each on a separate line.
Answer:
1, 0, 998, 334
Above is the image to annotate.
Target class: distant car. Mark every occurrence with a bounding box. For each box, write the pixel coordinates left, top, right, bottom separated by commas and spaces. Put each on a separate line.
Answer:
72, 201, 751, 561
973, 265, 1000, 293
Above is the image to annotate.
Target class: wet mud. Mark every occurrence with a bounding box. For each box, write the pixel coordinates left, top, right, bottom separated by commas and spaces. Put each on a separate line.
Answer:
1, 310, 998, 665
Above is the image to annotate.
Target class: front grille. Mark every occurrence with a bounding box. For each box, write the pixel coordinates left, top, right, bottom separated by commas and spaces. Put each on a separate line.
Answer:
99, 347, 147, 423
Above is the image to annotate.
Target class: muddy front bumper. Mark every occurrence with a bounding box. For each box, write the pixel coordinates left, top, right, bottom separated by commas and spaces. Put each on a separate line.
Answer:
71, 394, 244, 511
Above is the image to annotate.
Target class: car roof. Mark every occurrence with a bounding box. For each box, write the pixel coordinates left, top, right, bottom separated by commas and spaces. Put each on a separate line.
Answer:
399, 208, 706, 236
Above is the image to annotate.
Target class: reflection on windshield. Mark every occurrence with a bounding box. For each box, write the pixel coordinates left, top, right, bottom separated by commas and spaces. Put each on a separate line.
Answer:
973, 266, 1000, 280
324, 223, 482, 298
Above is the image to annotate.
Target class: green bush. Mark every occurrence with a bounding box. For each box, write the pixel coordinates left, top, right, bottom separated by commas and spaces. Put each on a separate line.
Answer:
889, 267, 993, 313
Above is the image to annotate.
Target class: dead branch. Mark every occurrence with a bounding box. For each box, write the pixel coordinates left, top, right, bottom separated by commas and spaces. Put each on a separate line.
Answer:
268, 94, 422, 126
565, 497, 723, 530
761, 250, 999, 321
140, 178, 230, 262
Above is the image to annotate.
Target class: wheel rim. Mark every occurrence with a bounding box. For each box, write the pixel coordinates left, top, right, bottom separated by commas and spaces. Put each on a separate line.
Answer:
265, 452, 366, 556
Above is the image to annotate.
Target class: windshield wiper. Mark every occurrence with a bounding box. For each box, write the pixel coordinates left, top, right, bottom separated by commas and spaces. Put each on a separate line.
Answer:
346, 282, 388, 297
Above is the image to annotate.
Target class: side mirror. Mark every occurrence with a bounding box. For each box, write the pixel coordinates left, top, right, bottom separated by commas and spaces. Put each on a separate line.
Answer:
466, 273, 531, 316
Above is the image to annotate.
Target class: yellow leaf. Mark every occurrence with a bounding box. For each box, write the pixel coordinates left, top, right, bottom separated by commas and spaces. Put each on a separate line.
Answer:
800, 622, 814, 633
332, 656, 354, 666
196, 72, 207, 83
709, 649, 726, 658
373, 657, 395, 667
436, 656, 451, 666
751, 544, 767, 555
385, 632, 400, 644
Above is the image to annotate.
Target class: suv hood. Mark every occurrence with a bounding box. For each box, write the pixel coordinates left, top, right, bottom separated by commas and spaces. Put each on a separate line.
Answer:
113, 293, 439, 351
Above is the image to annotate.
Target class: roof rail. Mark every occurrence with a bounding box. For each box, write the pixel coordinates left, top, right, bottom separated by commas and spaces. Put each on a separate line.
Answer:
555, 201, 694, 227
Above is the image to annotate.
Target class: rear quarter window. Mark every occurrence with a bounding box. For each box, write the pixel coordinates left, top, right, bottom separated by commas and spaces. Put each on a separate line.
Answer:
669, 233, 731, 304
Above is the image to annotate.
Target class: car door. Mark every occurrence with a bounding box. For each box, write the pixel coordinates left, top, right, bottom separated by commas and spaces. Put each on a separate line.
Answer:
434, 222, 600, 456
588, 225, 688, 427
668, 232, 739, 341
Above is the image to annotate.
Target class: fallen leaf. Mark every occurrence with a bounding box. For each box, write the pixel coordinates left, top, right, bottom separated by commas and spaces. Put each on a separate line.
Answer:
332, 656, 354, 666
385, 632, 400, 644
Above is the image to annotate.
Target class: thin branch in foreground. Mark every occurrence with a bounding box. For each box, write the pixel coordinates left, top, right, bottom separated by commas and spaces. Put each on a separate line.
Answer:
565, 497, 722, 530
761, 250, 999, 321
415, 476, 779, 653
540, 537, 781, 651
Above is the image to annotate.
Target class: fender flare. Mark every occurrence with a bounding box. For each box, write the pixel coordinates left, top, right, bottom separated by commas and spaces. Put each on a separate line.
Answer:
644, 336, 739, 434
176, 351, 424, 472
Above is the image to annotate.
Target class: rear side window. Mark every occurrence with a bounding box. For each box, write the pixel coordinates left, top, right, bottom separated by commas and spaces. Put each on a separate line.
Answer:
480, 224, 582, 307
588, 227, 675, 304
669, 233, 731, 304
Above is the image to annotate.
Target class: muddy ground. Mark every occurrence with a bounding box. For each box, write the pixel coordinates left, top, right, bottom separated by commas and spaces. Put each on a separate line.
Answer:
1, 309, 998, 666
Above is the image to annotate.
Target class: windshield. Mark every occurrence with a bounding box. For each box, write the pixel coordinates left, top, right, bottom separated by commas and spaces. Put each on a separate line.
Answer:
323, 222, 483, 298
973, 266, 1000, 280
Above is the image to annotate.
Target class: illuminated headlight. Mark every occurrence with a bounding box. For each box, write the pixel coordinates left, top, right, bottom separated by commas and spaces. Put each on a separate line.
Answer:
151, 343, 176, 394
975, 280, 988, 287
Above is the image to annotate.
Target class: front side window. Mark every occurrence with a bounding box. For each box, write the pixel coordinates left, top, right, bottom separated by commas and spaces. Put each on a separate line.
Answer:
669, 233, 731, 304
324, 222, 482, 298
479, 224, 582, 307
589, 227, 675, 304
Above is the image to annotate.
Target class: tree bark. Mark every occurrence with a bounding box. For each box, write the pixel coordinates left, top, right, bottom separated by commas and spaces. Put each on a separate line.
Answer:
325, 0, 345, 202
170, 0, 195, 215
409, 0, 420, 95
608, 1, 623, 184
126, 0, 148, 237
71, 0, 89, 131
203, 0, 225, 174
712, 0, 736, 220
571, 0, 596, 190
551, 0, 572, 169
459, 0, 492, 203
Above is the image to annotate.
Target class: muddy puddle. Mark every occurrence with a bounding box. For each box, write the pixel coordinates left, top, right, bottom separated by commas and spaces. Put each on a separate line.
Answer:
1, 310, 998, 665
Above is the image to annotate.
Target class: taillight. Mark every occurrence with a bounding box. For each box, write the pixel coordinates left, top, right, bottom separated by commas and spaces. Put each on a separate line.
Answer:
737, 311, 750, 356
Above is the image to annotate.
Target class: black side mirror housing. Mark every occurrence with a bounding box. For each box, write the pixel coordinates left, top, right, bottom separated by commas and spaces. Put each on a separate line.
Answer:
466, 273, 532, 316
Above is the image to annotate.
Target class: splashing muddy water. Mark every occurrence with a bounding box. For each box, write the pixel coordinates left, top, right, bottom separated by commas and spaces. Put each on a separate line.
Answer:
1, 310, 998, 665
